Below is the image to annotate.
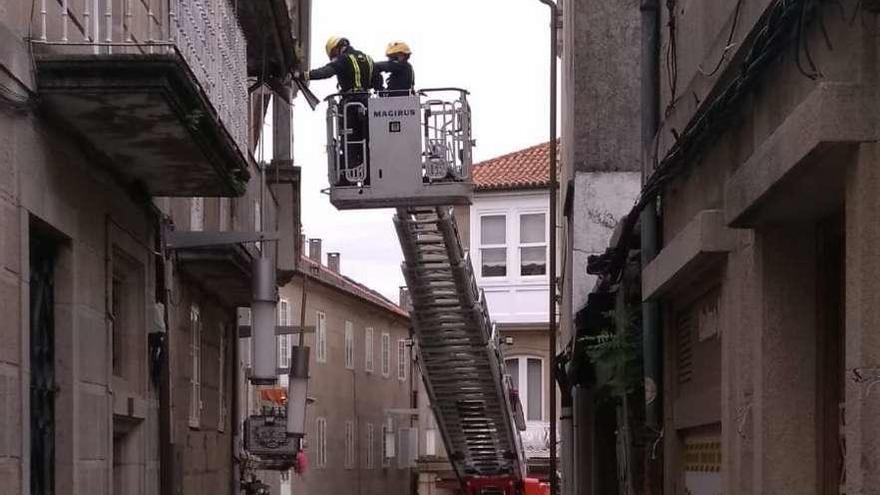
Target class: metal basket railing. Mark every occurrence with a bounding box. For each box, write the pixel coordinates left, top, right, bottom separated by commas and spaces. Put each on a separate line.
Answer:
419, 88, 472, 183
325, 88, 473, 188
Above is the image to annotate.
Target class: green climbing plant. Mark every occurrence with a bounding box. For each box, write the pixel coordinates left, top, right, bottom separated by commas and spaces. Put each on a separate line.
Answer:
579, 310, 643, 404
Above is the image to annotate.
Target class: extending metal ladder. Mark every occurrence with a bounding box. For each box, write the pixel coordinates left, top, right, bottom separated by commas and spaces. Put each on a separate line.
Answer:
394, 206, 525, 484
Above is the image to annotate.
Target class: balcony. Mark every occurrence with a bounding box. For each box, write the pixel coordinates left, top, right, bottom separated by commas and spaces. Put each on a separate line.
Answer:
31, 0, 251, 197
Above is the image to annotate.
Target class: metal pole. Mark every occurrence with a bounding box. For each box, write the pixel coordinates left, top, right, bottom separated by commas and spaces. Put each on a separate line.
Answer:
537, 1, 559, 493
640, 0, 662, 433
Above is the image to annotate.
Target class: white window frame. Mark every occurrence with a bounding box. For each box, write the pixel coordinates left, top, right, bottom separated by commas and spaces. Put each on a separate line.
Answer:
505, 356, 544, 422
366, 423, 375, 469
219, 197, 230, 231
365, 327, 374, 373
473, 201, 551, 285
345, 420, 355, 469
277, 299, 292, 369
425, 413, 437, 456
316, 417, 327, 468
382, 417, 394, 467
397, 339, 408, 381
478, 213, 508, 279
345, 321, 354, 370
381, 332, 391, 378
316, 311, 327, 363
518, 212, 548, 278
188, 305, 202, 428
190, 197, 204, 231
218, 323, 227, 432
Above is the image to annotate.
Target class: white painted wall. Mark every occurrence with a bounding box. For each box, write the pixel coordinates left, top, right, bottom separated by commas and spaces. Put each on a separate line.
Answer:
469, 191, 550, 324
570, 172, 641, 317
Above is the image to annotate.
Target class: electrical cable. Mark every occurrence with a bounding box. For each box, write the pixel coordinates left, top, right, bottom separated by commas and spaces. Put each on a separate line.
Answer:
698, 0, 745, 77
592, 0, 827, 289
664, 0, 679, 116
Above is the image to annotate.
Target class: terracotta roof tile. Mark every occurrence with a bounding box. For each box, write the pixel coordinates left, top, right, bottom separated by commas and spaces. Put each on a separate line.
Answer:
472, 142, 552, 191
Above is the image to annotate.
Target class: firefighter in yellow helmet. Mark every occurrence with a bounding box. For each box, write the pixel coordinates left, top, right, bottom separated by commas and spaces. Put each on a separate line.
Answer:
297, 37, 381, 184
375, 41, 415, 95
300, 36, 382, 93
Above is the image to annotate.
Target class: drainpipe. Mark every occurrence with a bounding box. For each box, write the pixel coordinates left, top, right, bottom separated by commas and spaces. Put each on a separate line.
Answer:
640, 0, 662, 453
536, 1, 559, 493
231, 312, 241, 495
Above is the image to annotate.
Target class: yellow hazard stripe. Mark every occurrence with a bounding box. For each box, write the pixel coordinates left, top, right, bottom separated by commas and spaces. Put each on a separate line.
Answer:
349, 54, 362, 89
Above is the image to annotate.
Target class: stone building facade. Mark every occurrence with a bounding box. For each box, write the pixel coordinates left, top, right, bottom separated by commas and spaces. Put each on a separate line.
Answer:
0, 1, 310, 494
557, 1, 643, 493
643, 1, 880, 493
271, 242, 414, 495
559, 0, 880, 494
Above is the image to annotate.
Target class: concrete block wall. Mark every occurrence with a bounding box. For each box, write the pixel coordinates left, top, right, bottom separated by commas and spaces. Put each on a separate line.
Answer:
559, 0, 643, 349
650, 2, 880, 494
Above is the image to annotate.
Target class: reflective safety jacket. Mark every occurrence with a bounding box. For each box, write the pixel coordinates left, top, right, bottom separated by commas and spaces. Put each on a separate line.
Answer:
309, 46, 382, 93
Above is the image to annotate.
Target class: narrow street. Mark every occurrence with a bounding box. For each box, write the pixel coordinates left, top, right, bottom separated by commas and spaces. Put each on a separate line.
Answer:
1, 1, 878, 494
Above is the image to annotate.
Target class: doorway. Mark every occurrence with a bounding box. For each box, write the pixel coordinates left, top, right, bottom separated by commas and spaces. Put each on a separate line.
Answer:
29, 232, 58, 495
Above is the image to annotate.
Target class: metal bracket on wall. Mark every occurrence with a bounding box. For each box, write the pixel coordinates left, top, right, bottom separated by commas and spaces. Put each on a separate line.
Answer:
165, 231, 280, 250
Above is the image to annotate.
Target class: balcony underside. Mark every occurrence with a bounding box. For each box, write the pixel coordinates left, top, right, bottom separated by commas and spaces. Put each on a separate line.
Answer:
177, 243, 255, 307
237, 0, 300, 78
35, 54, 250, 197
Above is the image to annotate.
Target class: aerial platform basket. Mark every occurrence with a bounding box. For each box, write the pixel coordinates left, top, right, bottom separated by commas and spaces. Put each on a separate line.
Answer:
326, 88, 474, 210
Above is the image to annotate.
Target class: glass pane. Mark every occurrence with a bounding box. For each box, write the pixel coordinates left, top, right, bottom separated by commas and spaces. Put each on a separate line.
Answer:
481, 248, 507, 277
506, 359, 519, 391
520, 213, 545, 244
520, 246, 547, 276
480, 215, 506, 245
527, 359, 542, 421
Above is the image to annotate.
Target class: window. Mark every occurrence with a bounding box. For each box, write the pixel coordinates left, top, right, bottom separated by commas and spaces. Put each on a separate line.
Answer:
366, 423, 375, 469
365, 327, 374, 372
382, 417, 394, 467
345, 420, 355, 469
506, 357, 544, 421
111, 274, 123, 377
381, 332, 391, 378
110, 249, 142, 384
219, 197, 230, 231
277, 300, 292, 369
191, 197, 204, 231
316, 311, 327, 363
218, 324, 227, 432
189, 305, 202, 428
397, 339, 408, 381
315, 417, 327, 468
425, 413, 437, 456
480, 215, 507, 277
519, 213, 547, 276
345, 321, 354, 370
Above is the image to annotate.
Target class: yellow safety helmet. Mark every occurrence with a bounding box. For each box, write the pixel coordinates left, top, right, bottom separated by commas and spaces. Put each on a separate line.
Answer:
386, 41, 412, 57
325, 36, 348, 58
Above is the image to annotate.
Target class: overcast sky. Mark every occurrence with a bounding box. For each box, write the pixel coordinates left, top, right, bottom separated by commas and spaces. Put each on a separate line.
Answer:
290, 0, 554, 302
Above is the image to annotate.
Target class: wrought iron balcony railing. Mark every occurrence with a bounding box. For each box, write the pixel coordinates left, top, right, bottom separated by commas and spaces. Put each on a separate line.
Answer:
33, 0, 248, 157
